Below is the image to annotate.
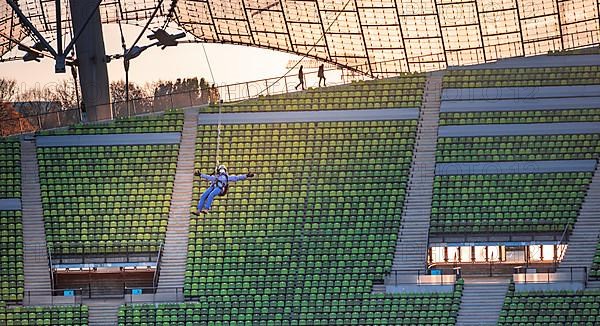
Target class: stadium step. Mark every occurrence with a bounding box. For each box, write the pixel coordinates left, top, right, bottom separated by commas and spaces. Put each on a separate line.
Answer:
371, 284, 386, 293
85, 298, 123, 326
587, 281, 600, 289
388, 70, 444, 277
456, 277, 510, 326
21, 139, 53, 305
560, 162, 600, 272
157, 108, 198, 298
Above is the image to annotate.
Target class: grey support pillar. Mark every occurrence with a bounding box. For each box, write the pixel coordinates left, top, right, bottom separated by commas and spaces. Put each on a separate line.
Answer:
69, 0, 112, 121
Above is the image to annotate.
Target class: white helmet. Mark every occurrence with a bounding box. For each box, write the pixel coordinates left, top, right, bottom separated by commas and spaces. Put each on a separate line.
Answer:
216, 164, 227, 174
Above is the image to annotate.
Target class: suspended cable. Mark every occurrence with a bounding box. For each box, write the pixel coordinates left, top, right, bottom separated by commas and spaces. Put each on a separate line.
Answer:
201, 43, 216, 84
200, 42, 221, 166
116, 9, 132, 116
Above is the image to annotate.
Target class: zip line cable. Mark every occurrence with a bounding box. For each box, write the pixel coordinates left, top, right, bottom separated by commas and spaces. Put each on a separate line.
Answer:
200, 43, 221, 166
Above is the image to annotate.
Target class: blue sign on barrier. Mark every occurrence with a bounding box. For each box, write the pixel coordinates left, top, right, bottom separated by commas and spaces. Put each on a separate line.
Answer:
63, 290, 74, 297
132, 288, 143, 295
430, 269, 442, 276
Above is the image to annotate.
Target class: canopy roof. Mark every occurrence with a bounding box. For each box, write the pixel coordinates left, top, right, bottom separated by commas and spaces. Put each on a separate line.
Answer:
1, 0, 599, 75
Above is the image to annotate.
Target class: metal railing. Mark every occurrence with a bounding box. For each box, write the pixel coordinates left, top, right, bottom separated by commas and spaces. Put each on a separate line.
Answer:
48, 244, 55, 292
0, 60, 378, 137
152, 242, 164, 288
513, 266, 587, 285
383, 269, 457, 286
555, 222, 571, 266
23, 288, 84, 306
124, 286, 185, 304
48, 241, 164, 264
431, 231, 567, 244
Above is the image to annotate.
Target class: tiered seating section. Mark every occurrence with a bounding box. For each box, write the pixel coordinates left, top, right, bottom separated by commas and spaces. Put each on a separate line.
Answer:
38, 109, 183, 135
431, 173, 591, 233
119, 286, 462, 325
0, 304, 88, 325
444, 66, 600, 88
434, 65, 600, 235
440, 108, 600, 126
591, 244, 600, 279
437, 135, 600, 162
161, 119, 457, 325
38, 144, 178, 255
0, 140, 23, 302
499, 289, 600, 325
202, 74, 425, 113
0, 139, 20, 198
116, 118, 464, 324
0, 210, 23, 302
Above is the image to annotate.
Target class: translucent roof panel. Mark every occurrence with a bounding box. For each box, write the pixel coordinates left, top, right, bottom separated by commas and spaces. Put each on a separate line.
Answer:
0, 1, 27, 56
175, 0, 600, 75
1, 0, 599, 76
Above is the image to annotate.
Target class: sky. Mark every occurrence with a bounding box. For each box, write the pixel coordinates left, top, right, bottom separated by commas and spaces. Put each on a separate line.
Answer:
0, 23, 314, 94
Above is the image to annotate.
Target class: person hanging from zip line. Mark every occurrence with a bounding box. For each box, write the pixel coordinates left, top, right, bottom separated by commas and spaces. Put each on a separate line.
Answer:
193, 164, 255, 215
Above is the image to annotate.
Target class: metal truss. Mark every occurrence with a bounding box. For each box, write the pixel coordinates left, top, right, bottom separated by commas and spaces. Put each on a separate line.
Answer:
1, 0, 600, 76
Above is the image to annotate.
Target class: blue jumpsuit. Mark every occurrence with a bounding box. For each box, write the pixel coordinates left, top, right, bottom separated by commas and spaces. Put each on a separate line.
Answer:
197, 173, 248, 211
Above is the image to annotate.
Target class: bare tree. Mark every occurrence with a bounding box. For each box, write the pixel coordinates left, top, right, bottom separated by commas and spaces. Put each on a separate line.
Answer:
0, 78, 18, 102
15, 87, 60, 115
110, 80, 153, 117
53, 79, 79, 109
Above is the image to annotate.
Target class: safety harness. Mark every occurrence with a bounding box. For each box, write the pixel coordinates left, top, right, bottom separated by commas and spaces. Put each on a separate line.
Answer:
213, 174, 229, 196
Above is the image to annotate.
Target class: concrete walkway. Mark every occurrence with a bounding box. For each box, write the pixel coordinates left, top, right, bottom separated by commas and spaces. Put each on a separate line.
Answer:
439, 122, 600, 137
36, 132, 181, 147
436, 159, 597, 175
0, 198, 21, 210
441, 96, 600, 113
198, 108, 419, 124
442, 85, 600, 101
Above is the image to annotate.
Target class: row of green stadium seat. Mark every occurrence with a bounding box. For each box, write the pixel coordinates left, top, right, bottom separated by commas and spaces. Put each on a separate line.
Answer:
38, 145, 178, 255
0, 304, 88, 325
118, 285, 461, 325
0, 140, 20, 199
38, 109, 183, 135
0, 211, 23, 302
201, 75, 425, 113
437, 134, 600, 162
439, 108, 600, 126
431, 173, 590, 233
499, 288, 600, 325
185, 120, 418, 322
444, 66, 600, 88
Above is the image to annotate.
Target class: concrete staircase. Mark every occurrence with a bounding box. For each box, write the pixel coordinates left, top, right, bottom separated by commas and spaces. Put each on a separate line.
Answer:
560, 163, 600, 273
85, 298, 123, 326
456, 277, 510, 326
156, 108, 198, 300
21, 138, 52, 305
390, 71, 443, 274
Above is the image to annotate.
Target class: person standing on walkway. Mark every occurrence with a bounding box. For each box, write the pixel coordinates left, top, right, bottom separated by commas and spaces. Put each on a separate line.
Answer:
295, 65, 305, 90
318, 64, 326, 87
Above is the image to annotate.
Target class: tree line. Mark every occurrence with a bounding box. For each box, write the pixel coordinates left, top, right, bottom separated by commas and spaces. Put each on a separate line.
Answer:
0, 76, 212, 118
